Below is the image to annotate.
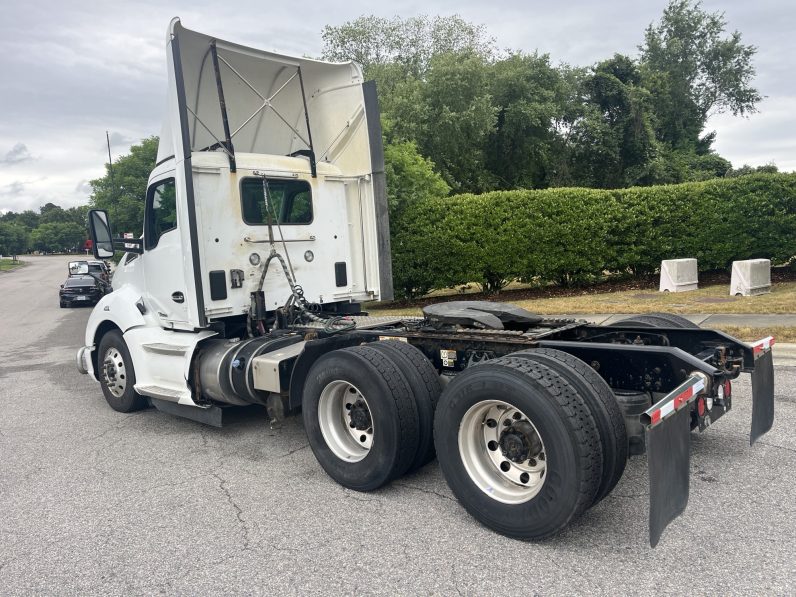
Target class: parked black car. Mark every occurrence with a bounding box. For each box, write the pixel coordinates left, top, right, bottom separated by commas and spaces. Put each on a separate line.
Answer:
59, 275, 104, 308
87, 260, 111, 284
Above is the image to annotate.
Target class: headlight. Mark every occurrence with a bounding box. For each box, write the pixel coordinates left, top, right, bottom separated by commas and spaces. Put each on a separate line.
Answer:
249, 252, 261, 266
304, 250, 314, 262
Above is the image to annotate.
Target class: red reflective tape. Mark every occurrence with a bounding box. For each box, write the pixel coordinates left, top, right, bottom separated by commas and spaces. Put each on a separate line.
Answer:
674, 386, 694, 409
651, 410, 661, 425
753, 336, 775, 355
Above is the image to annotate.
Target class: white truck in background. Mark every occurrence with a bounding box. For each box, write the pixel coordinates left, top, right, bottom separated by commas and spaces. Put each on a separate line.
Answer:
78, 18, 776, 547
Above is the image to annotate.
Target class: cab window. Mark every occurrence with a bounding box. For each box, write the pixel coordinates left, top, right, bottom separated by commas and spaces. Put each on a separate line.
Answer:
145, 178, 177, 250
241, 178, 312, 225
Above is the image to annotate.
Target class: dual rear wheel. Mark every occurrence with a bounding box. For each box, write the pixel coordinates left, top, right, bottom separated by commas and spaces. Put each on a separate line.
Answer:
302, 341, 441, 492
303, 342, 627, 540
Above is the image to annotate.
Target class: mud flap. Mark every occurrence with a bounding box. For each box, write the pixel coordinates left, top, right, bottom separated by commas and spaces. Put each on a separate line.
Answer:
646, 406, 691, 547
750, 349, 774, 446
642, 375, 705, 547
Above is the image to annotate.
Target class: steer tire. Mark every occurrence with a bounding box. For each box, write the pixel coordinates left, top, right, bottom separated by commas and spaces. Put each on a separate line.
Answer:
97, 329, 147, 413
609, 313, 699, 329
302, 345, 420, 492
368, 340, 442, 471
509, 348, 627, 507
434, 356, 602, 540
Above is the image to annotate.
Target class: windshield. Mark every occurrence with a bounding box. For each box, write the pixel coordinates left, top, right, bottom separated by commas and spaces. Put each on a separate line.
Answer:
68, 261, 89, 275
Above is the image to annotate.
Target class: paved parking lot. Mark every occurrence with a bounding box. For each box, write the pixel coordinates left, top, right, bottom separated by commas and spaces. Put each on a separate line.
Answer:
1, 256, 794, 595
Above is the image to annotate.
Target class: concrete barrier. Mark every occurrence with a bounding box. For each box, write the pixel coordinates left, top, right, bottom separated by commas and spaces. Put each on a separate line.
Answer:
659, 258, 698, 292
730, 259, 771, 296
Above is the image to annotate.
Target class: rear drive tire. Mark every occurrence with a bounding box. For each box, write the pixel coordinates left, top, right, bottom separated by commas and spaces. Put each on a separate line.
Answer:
609, 313, 699, 329
97, 329, 147, 413
302, 345, 420, 491
434, 356, 602, 539
509, 348, 627, 506
368, 340, 442, 471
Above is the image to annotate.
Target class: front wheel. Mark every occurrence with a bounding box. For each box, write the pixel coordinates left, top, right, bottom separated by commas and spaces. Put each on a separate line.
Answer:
435, 356, 602, 539
97, 329, 147, 412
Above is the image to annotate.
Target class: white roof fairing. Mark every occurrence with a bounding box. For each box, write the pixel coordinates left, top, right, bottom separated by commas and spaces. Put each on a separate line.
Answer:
157, 18, 365, 167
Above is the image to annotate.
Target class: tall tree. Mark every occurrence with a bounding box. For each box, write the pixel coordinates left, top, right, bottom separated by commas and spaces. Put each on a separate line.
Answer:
417, 52, 497, 193
640, 0, 761, 151
322, 14, 496, 77
38, 202, 66, 225
89, 136, 158, 236
563, 55, 659, 188
8, 210, 40, 230
29, 222, 85, 253
485, 52, 568, 190
0, 222, 28, 256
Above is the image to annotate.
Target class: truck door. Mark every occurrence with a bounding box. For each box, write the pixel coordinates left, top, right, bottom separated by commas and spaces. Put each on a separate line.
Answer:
141, 173, 191, 328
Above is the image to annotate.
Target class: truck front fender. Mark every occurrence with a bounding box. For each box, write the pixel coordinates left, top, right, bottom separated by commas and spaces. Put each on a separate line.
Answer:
82, 287, 150, 380
85, 286, 148, 346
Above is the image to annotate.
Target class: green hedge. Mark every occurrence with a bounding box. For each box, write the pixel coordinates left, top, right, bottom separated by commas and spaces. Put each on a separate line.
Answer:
392, 173, 796, 297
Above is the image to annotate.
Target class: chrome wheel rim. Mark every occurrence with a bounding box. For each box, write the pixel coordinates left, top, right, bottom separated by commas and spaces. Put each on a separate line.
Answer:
318, 380, 374, 462
102, 347, 127, 398
458, 400, 546, 504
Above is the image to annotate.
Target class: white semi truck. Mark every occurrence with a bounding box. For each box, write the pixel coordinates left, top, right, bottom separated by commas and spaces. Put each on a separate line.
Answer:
78, 19, 776, 547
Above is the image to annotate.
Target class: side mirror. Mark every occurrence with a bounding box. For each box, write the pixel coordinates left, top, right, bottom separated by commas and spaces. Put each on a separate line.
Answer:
88, 210, 114, 259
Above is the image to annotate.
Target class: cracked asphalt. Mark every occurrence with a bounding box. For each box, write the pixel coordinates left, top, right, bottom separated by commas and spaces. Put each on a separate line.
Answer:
1, 256, 795, 595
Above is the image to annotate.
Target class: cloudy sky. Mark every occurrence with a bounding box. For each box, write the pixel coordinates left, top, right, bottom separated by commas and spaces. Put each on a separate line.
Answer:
0, 0, 792, 213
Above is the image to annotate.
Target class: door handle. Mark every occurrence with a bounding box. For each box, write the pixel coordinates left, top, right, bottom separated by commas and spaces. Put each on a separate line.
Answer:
171, 291, 185, 304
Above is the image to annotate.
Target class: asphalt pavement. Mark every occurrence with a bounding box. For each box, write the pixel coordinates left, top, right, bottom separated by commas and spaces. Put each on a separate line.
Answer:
1, 256, 794, 595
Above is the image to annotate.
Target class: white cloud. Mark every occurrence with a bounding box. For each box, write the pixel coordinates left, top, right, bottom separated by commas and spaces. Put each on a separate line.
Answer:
0, 181, 27, 196
1, 143, 33, 165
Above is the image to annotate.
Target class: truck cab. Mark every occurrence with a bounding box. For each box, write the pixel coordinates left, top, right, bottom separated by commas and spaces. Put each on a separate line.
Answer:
80, 18, 392, 407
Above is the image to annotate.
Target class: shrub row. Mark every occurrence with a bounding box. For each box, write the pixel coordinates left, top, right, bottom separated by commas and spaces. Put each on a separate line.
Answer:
392, 173, 796, 297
